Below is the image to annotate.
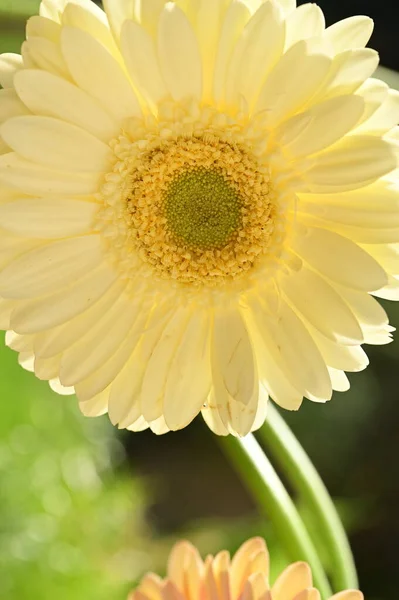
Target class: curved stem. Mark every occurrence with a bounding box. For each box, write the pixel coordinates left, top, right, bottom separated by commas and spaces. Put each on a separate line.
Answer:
219, 433, 333, 600
259, 405, 358, 592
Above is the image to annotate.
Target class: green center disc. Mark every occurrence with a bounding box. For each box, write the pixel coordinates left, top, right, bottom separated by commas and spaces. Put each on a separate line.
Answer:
164, 168, 243, 250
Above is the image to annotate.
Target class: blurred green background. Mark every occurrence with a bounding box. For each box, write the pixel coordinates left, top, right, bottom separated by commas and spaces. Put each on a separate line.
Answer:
0, 1, 398, 600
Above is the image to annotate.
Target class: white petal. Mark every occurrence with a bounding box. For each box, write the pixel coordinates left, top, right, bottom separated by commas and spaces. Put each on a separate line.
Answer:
35, 354, 61, 380
14, 70, 119, 141
276, 94, 364, 157
0, 153, 101, 196
226, 1, 285, 108
0, 54, 23, 88
285, 3, 325, 50
10, 262, 117, 333
304, 136, 397, 192
256, 40, 331, 124
280, 266, 364, 345
212, 307, 256, 406
0, 116, 112, 172
164, 310, 212, 430
141, 307, 191, 423
61, 26, 141, 120
292, 226, 388, 291
324, 16, 374, 53
120, 20, 167, 107
0, 197, 98, 238
0, 235, 104, 299
213, 0, 250, 105
158, 4, 202, 102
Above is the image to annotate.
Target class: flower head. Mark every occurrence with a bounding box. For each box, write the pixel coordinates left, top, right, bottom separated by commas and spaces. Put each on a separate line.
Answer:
0, 0, 398, 435
128, 538, 363, 600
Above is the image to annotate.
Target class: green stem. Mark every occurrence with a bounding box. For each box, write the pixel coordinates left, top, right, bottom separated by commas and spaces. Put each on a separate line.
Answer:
220, 433, 332, 600
259, 405, 358, 592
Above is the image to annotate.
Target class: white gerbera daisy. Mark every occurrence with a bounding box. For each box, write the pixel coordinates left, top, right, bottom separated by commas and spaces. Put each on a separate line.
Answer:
0, 0, 398, 436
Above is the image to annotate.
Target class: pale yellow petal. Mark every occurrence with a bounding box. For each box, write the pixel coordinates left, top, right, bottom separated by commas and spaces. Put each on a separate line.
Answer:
304, 136, 397, 192
26, 15, 61, 42
14, 70, 119, 141
0, 53, 23, 89
61, 26, 141, 120
0, 153, 101, 196
24, 37, 70, 79
277, 95, 364, 158
226, 1, 285, 108
164, 310, 212, 430
10, 262, 117, 334
0, 235, 104, 299
285, 3, 325, 50
328, 368, 350, 393
0, 197, 98, 238
111, 307, 172, 428
212, 307, 256, 406
102, 0, 138, 39
141, 307, 190, 423
61, 2, 119, 57
213, 0, 251, 105
256, 41, 331, 124
324, 16, 373, 53
281, 267, 364, 345
0, 89, 30, 123
59, 293, 141, 386
292, 227, 388, 291
158, 4, 202, 102
120, 20, 167, 107
0, 116, 112, 172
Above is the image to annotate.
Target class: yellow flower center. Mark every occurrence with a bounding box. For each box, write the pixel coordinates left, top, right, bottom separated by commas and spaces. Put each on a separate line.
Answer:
99, 103, 279, 288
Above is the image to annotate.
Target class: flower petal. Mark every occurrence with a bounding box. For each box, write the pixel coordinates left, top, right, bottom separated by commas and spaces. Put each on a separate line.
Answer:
0, 116, 112, 172
281, 267, 364, 345
0, 235, 104, 299
158, 3, 202, 102
164, 309, 212, 430
324, 16, 374, 53
14, 69, 119, 141
212, 307, 257, 406
61, 25, 141, 120
0, 197, 98, 238
10, 262, 117, 333
0, 53, 23, 88
0, 153, 101, 196
292, 227, 388, 291
272, 563, 313, 600
120, 20, 167, 107
285, 3, 325, 50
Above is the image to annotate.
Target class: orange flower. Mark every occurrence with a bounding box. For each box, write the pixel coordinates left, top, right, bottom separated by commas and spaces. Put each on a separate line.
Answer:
129, 538, 363, 600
